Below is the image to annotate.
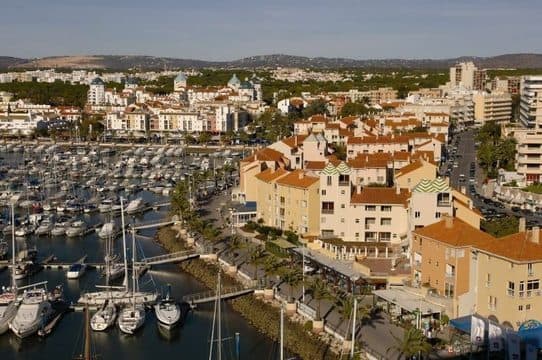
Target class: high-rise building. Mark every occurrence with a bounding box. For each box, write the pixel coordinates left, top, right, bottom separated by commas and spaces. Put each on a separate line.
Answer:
87, 77, 105, 105
472, 92, 512, 124
519, 76, 542, 128
449, 62, 486, 91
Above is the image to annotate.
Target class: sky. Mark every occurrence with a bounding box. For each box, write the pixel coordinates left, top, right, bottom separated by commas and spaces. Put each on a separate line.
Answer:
1, 0, 541, 60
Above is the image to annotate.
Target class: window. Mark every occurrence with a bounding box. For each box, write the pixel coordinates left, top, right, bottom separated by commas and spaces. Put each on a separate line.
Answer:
381, 218, 392, 226
527, 304, 532, 311
338, 174, 350, 186
355, 232, 359, 238
365, 205, 376, 211
321, 202, 334, 214
355, 219, 360, 224
340, 204, 345, 209
321, 189, 326, 196
519, 305, 523, 311
414, 211, 421, 218
445, 283, 454, 298
527, 279, 539, 297
488, 296, 497, 311
340, 190, 345, 195
326, 176, 332, 186
377, 176, 384, 182
528, 263, 534, 276
301, 200, 307, 208
435, 212, 441, 218
365, 232, 376, 241
379, 232, 391, 242
340, 218, 345, 223
507, 281, 515, 297
519, 281, 525, 298
381, 206, 392, 212
280, 196, 285, 204
486, 273, 491, 287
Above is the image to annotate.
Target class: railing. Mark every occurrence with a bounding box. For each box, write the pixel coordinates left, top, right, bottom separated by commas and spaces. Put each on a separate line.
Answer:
321, 209, 334, 215
182, 285, 254, 304
437, 201, 451, 207
139, 250, 198, 265
338, 181, 350, 187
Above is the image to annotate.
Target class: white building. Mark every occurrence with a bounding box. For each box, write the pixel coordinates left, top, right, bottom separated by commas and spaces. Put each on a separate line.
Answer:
87, 77, 105, 105
472, 92, 512, 124
519, 76, 542, 128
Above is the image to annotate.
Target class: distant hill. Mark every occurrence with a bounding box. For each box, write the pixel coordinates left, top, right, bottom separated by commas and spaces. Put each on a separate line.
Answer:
2, 53, 542, 70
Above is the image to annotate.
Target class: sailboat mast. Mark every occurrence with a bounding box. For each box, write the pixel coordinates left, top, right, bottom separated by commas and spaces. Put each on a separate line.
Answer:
217, 270, 222, 360
131, 228, 136, 306
120, 197, 129, 291
351, 297, 357, 359
11, 202, 16, 291
84, 305, 91, 360
280, 303, 284, 360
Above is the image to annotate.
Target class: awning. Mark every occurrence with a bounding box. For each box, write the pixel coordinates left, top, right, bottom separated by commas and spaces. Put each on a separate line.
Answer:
450, 315, 472, 333
373, 288, 444, 315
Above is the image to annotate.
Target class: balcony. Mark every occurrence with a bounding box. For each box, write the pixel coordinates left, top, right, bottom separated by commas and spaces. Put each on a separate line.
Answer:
437, 201, 451, 207
321, 209, 334, 215
339, 181, 350, 187
445, 272, 455, 281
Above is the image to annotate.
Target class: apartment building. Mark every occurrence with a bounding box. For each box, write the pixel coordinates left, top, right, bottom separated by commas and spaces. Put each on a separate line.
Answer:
510, 128, 542, 184
394, 160, 438, 190
449, 62, 486, 91
519, 76, 542, 128
412, 216, 542, 329
255, 168, 320, 236
491, 76, 521, 95
87, 77, 105, 105
472, 92, 512, 124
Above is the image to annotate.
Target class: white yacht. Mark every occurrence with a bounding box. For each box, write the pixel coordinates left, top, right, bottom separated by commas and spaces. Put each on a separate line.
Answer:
97, 221, 115, 239
98, 199, 113, 213
90, 300, 117, 331
118, 304, 146, 335
67, 263, 87, 279
65, 220, 87, 238
9, 288, 54, 338
0, 293, 18, 335
35, 218, 53, 236
154, 287, 181, 329
14, 262, 31, 280
124, 198, 146, 214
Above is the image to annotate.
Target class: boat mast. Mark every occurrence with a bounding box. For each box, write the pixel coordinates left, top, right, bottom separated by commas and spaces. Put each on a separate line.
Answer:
351, 297, 357, 359
84, 305, 91, 360
131, 228, 136, 309
120, 197, 129, 292
11, 202, 16, 292
217, 270, 222, 360
280, 303, 284, 360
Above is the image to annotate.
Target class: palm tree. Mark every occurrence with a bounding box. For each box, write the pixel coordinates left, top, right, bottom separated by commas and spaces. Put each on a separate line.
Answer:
386, 327, 431, 360
262, 256, 282, 286
249, 246, 267, 283
281, 268, 302, 302
308, 278, 332, 320
336, 296, 372, 347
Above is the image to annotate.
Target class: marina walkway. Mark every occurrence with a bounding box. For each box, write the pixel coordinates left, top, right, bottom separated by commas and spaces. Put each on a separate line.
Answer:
182, 285, 255, 307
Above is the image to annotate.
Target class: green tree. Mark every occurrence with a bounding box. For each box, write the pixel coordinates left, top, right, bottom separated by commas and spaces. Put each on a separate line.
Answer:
302, 99, 329, 118
340, 101, 369, 117
336, 296, 372, 346
249, 246, 267, 282
281, 268, 302, 302
198, 132, 211, 144
386, 327, 432, 360
331, 143, 347, 160
308, 278, 332, 320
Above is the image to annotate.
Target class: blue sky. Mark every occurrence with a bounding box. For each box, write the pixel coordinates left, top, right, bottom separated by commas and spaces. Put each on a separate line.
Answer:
1, 0, 541, 60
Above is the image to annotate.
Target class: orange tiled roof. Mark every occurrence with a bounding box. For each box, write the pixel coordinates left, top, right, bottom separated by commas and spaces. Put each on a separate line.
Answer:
242, 147, 284, 163
340, 116, 358, 126
347, 135, 409, 145
254, 168, 289, 183
347, 153, 390, 168
282, 135, 308, 149
413, 217, 494, 248
305, 161, 327, 170
395, 160, 425, 177
351, 187, 410, 206
275, 170, 319, 189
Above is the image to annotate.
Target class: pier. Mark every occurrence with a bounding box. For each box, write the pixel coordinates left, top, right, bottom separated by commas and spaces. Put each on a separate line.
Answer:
182, 285, 256, 308
137, 250, 200, 266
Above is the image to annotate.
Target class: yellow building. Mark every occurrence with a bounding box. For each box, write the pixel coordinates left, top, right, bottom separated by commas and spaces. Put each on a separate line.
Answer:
394, 159, 437, 190
255, 169, 320, 236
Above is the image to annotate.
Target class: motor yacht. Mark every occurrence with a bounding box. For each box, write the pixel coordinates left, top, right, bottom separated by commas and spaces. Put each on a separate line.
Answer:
9, 288, 54, 338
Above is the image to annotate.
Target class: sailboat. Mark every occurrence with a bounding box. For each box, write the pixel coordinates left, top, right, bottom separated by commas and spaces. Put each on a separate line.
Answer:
0, 205, 18, 335
209, 271, 224, 360
117, 228, 146, 335
154, 284, 181, 329
91, 221, 118, 332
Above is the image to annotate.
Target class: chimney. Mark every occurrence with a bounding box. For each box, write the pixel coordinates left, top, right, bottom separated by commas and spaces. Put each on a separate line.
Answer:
469, 200, 473, 210
356, 184, 362, 194
532, 226, 540, 244
396, 184, 401, 195
519, 217, 526, 233
298, 171, 304, 180
460, 186, 466, 195
444, 214, 453, 229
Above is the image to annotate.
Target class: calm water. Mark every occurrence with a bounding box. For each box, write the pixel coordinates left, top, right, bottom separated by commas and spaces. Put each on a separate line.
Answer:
0, 191, 278, 359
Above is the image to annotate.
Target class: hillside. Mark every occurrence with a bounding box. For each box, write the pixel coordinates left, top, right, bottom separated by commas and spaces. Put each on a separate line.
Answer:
2, 53, 542, 70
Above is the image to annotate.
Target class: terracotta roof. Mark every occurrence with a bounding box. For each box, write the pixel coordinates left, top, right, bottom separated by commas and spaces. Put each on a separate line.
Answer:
290, 98, 304, 106
347, 135, 409, 145
275, 170, 319, 189
339, 129, 354, 137
415, 217, 542, 263
347, 153, 390, 168
304, 161, 327, 170
308, 114, 327, 123
351, 187, 410, 207
254, 168, 289, 183
326, 123, 340, 130
340, 116, 358, 126
395, 161, 424, 177
413, 217, 494, 248
282, 135, 308, 149
453, 196, 483, 217
242, 148, 284, 163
